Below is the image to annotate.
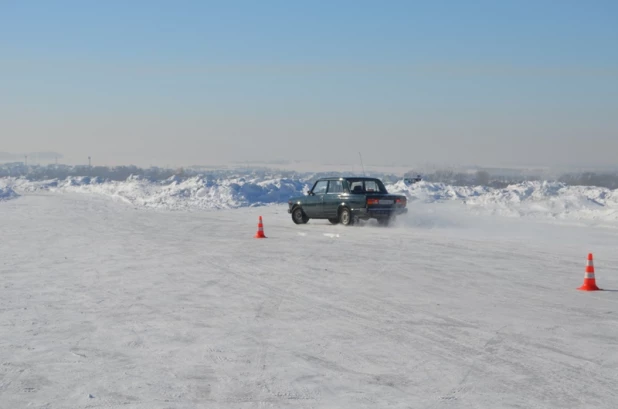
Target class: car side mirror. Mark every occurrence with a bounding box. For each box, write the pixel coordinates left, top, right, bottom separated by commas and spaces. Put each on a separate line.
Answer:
305, 191, 312, 196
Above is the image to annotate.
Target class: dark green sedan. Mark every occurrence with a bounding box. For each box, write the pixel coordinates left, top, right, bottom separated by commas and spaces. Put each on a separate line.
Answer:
287, 177, 408, 226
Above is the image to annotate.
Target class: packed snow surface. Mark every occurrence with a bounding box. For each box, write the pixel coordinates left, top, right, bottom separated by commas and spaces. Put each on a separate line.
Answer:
3, 176, 618, 225
2, 190, 618, 408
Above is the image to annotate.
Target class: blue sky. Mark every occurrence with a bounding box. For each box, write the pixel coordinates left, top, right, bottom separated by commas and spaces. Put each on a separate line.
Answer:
1, 0, 617, 168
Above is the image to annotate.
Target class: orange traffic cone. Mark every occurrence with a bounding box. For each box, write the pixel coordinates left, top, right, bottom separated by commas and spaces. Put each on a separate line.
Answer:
578, 253, 601, 291
254, 216, 266, 239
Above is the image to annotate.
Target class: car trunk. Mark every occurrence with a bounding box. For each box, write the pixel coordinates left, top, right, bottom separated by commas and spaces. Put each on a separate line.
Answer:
365, 194, 406, 209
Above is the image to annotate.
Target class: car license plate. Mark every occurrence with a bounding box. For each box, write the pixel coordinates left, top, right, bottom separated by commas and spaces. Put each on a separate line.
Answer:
379, 200, 394, 205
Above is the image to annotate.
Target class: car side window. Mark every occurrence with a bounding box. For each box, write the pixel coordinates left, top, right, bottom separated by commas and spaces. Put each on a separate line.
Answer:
365, 181, 378, 192
327, 180, 343, 194
312, 180, 328, 195
349, 181, 364, 193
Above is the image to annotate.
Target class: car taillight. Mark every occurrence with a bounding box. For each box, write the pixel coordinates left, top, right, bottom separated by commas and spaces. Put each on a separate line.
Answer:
367, 198, 379, 205
396, 198, 406, 204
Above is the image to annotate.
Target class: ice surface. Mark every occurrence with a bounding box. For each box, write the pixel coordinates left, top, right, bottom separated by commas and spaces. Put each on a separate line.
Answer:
2, 190, 618, 408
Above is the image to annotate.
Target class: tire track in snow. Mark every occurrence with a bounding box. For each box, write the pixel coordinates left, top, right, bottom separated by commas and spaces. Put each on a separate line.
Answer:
251, 293, 284, 400
205, 255, 487, 405
203, 225, 618, 408
5, 193, 618, 408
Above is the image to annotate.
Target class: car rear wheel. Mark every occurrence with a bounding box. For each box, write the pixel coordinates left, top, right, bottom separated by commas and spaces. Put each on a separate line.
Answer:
339, 207, 354, 226
292, 207, 309, 224
328, 218, 339, 225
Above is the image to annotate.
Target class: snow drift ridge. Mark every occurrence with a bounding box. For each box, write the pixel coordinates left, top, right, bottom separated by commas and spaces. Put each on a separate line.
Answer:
388, 180, 618, 222
2, 176, 618, 223
2, 176, 312, 210
0, 186, 19, 201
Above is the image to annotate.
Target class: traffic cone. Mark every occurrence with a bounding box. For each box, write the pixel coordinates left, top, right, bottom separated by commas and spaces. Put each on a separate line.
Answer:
254, 216, 266, 239
578, 253, 601, 291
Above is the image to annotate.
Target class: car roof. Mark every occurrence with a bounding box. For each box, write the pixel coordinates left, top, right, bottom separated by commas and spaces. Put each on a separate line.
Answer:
316, 176, 381, 181
344, 177, 382, 181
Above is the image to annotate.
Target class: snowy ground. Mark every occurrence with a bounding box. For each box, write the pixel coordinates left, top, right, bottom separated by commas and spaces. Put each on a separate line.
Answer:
2, 190, 618, 408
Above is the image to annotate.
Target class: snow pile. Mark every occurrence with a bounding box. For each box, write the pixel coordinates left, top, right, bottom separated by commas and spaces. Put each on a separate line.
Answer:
0, 186, 19, 201
2, 176, 311, 210
386, 180, 491, 202
3, 176, 618, 223
387, 180, 618, 222
1, 178, 61, 193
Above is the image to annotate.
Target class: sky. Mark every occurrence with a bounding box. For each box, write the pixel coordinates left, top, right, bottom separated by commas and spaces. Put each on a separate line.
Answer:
1, 0, 617, 169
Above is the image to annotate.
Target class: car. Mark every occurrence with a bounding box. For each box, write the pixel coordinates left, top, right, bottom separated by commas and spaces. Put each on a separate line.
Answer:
287, 176, 408, 226
404, 174, 422, 185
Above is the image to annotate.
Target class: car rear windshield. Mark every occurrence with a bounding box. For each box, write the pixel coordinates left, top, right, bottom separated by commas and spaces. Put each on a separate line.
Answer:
347, 179, 388, 194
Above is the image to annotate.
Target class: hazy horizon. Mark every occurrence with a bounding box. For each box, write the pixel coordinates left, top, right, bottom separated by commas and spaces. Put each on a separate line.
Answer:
2, 1, 617, 169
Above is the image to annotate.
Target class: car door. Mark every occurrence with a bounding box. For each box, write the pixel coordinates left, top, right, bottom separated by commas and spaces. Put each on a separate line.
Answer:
324, 180, 344, 218
303, 180, 328, 217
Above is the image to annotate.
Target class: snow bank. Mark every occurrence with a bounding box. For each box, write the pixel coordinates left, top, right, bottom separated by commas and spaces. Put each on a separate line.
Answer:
2, 176, 311, 211
386, 180, 492, 202
387, 180, 618, 222
0, 186, 19, 201
3, 176, 618, 223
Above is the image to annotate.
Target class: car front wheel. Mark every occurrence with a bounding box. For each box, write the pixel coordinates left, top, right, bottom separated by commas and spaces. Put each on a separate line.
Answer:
292, 207, 309, 224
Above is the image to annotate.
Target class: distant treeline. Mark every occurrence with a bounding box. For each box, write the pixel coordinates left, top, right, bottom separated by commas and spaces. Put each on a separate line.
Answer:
402, 169, 536, 189
0, 164, 310, 182
556, 172, 618, 190
402, 169, 618, 190
2, 163, 618, 190
0, 164, 179, 181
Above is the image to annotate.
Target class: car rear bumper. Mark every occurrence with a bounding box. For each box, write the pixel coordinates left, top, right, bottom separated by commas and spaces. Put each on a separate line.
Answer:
353, 207, 408, 218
